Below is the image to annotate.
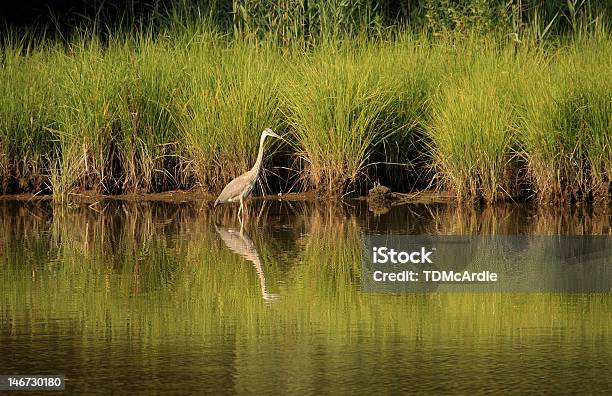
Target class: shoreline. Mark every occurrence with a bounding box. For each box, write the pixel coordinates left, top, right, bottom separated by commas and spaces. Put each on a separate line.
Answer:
3, 190, 605, 209
0, 190, 458, 205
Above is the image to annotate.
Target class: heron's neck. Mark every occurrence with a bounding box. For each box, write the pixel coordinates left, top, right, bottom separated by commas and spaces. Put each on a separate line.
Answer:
250, 133, 267, 177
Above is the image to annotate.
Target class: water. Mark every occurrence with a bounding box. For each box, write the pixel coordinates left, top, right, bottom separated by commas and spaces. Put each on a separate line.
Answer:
1, 200, 611, 394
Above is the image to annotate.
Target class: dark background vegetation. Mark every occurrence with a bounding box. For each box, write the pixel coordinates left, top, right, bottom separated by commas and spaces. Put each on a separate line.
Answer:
2, 1, 610, 40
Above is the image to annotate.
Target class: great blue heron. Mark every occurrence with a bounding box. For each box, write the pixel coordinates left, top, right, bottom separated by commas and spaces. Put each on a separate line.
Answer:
214, 128, 281, 223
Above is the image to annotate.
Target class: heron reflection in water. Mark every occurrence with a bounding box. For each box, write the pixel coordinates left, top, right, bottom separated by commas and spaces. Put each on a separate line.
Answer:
215, 224, 280, 302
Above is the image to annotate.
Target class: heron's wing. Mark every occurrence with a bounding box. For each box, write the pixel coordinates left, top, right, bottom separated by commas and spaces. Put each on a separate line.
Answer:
215, 170, 255, 204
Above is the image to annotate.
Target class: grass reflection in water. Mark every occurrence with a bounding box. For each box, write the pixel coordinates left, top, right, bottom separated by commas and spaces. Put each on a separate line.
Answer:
0, 200, 611, 394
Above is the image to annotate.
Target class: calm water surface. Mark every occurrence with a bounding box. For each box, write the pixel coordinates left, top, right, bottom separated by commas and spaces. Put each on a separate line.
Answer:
1, 200, 611, 394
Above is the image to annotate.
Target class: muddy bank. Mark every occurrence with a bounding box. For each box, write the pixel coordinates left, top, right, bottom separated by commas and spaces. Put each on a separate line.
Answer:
0, 190, 320, 204
4, 185, 605, 208
0, 188, 460, 208
1, 185, 609, 212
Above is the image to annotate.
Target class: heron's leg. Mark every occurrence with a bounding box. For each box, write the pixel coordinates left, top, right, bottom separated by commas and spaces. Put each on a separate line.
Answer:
238, 196, 244, 227
257, 200, 266, 223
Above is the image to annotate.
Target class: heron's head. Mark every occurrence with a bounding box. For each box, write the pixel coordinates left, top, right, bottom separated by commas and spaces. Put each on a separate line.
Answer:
263, 128, 281, 140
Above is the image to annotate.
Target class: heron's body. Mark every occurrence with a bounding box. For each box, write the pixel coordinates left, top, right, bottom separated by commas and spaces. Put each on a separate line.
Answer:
214, 170, 257, 205
214, 128, 281, 222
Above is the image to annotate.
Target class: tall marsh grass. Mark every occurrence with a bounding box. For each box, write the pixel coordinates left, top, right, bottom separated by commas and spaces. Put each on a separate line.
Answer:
118, 35, 188, 193
0, 18, 611, 203
179, 41, 287, 190
52, 38, 131, 198
285, 42, 430, 194
427, 45, 538, 203
521, 40, 612, 203
0, 44, 56, 194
